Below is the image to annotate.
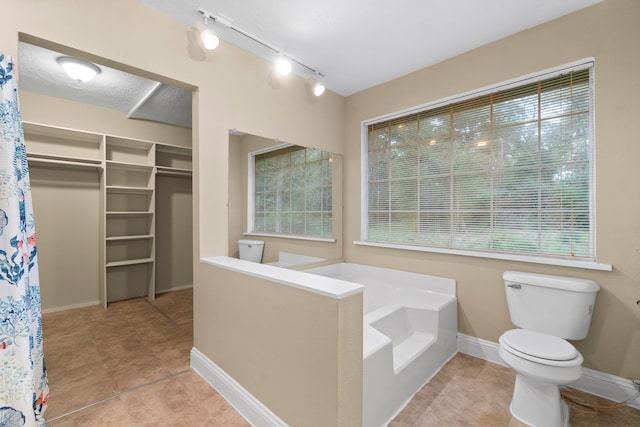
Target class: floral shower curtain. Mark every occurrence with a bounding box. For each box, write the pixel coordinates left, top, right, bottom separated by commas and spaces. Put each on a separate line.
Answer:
0, 55, 49, 426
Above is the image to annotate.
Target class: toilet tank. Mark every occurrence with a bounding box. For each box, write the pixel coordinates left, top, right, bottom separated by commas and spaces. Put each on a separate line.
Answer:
503, 271, 599, 340
238, 239, 264, 263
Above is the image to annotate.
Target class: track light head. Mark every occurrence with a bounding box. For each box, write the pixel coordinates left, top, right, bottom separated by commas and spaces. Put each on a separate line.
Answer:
313, 81, 326, 96
275, 56, 292, 76
308, 75, 326, 97
196, 19, 219, 51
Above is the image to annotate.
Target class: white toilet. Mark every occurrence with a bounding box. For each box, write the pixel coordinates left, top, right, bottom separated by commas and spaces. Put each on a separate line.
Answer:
238, 239, 264, 263
498, 271, 599, 427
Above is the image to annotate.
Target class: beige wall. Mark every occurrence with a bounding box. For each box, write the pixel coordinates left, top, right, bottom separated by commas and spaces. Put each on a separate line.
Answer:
156, 174, 193, 293
196, 264, 362, 426
3, 0, 349, 423
30, 165, 101, 310
344, 0, 640, 378
228, 133, 344, 261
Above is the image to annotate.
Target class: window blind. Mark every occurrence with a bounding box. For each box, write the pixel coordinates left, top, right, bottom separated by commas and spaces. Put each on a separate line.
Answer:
366, 67, 593, 258
253, 145, 333, 237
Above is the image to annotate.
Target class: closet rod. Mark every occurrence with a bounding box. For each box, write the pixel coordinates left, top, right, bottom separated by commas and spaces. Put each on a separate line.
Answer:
156, 170, 192, 177
27, 157, 103, 170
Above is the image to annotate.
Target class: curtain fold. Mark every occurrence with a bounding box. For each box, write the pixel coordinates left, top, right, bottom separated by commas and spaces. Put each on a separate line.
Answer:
0, 54, 49, 426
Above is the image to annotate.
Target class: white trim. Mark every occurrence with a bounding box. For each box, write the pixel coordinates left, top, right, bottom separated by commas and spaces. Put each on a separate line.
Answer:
247, 151, 256, 233
457, 333, 640, 410
457, 332, 506, 366
244, 232, 336, 243
190, 348, 288, 427
249, 143, 294, 156
354, 241, 612, 271
41, 300, 101, 314
200, 256, 363, 299
155, 284, 193, 294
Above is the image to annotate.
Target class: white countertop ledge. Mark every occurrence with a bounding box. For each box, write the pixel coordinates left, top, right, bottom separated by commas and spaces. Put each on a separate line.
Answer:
201, 256, 364, 299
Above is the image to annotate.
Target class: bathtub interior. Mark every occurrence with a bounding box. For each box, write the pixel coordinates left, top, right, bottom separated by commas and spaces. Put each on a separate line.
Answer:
305, 262, 458, 426
305, 262, 456, 313
369, 306, 438, 373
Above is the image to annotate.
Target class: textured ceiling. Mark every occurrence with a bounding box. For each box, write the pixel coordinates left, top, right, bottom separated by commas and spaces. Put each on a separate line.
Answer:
18, 42, 193, 129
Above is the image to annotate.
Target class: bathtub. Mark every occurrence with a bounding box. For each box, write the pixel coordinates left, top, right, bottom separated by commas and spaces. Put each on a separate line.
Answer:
304, 263, 457, 427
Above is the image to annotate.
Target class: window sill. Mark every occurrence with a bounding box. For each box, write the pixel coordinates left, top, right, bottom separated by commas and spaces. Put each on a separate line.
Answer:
353, 240, 612, 272
244, 232, 336, 243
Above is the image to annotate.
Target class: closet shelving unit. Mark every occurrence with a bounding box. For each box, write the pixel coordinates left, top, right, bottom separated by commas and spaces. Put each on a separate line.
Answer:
105, 136, 156, 304
23, 121, 192, 309
24, 122, 104, 169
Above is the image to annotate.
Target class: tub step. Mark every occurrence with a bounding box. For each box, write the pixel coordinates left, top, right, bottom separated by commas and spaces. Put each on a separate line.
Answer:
393, 331, 436, 374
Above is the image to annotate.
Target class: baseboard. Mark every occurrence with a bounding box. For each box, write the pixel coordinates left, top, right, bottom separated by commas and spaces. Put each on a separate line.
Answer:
190, 348, 287, 427
155, 284, 193, 294
41, 300, 101, 314
457, 333, 640, 410
457, 332, 506, 367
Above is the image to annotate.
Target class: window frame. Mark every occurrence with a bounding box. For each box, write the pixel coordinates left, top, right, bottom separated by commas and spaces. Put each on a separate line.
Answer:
246, 143, 336, 242
358, 59, 611, 271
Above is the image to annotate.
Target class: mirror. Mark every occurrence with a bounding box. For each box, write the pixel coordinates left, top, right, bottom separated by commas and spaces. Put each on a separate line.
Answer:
228, 132, 343, 263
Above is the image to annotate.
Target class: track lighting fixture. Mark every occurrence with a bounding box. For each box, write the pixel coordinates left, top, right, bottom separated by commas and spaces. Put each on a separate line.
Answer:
275, 56, 292, 76
197, 7, 327, 96
312, 80, 326, 97
196, 16, 220, 50
307, 75, 326, 97
57, 56, 101, 82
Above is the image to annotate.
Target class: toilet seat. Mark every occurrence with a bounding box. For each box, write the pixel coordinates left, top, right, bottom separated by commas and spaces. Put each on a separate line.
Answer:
500, 329, 582, 367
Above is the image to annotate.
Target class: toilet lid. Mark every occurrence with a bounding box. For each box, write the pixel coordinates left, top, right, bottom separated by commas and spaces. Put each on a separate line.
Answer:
501, 329, 578, 361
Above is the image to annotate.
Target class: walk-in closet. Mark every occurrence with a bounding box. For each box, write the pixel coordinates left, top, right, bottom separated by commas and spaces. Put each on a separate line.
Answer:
23, 95, 193, 311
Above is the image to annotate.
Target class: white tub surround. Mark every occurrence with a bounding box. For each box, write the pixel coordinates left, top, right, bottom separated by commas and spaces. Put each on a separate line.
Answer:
201, 256, 362, 299
305, 263, 458, 427
266, 252, 328, 268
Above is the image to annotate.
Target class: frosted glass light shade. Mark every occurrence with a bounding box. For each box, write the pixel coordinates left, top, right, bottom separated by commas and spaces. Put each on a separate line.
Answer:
57, 57, 101, 82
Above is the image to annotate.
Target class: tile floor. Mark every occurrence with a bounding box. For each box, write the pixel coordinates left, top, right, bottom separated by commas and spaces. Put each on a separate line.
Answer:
42, 289, 640, 426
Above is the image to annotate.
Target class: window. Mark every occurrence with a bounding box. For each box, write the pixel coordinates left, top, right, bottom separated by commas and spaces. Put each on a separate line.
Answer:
364, 64, 594, 260
250, 145, 333, 238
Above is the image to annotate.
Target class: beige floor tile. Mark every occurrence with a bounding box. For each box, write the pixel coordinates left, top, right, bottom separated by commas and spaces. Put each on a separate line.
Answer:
43, 289, 640, 426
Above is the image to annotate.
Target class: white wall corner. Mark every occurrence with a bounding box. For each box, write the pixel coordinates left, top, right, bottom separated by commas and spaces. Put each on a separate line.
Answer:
190, 347, 288, 427
457, 333, 640, 410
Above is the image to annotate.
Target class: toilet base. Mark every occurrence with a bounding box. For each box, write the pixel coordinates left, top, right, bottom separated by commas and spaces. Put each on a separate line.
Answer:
510, 374, 570, 427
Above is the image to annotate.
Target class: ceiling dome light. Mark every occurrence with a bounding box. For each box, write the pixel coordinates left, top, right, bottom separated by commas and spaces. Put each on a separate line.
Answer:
275, 56, 292, 76
57, 57, 101, 82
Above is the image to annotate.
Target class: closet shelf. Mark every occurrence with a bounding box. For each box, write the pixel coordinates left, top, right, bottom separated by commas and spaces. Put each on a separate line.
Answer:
106, 185, 153, 193
156, 144, 191, 154
106, 211, 153, 216
106, 258, 154, 268
27, 155, 103, 170
106, 160, 154, 171
23, 122, 103, 144
106, 235, 154, 241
